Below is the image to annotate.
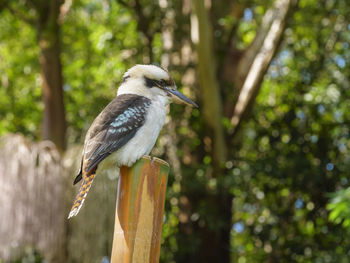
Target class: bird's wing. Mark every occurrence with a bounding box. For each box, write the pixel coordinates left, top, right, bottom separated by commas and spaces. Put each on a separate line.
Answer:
82, 94, 151, 174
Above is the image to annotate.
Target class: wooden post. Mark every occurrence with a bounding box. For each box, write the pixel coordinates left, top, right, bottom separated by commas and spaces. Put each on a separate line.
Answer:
111, 156, 169, 263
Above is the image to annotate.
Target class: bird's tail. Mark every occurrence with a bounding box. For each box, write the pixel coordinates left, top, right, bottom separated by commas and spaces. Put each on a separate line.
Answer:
68, 174, 95, 219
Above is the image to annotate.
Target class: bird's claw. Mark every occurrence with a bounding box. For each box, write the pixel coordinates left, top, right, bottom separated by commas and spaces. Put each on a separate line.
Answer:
143, 155, 156, 165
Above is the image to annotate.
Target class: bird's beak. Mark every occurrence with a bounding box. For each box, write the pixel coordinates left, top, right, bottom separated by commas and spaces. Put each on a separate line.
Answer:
166, 87, 198, 108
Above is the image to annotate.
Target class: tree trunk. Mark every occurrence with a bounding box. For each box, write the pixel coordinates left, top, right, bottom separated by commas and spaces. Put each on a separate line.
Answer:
192, 0, 226, 170
189, 0, 297, 262
38, 0, 66, 151
196, 192, 232, 263
192, 1, 231, 262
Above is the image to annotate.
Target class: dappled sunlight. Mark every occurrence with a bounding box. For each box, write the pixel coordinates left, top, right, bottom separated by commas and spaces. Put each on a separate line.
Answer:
1, 0, 350, 262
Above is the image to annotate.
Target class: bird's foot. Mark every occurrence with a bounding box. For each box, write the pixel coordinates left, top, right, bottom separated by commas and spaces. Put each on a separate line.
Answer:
150, 156, 156, 165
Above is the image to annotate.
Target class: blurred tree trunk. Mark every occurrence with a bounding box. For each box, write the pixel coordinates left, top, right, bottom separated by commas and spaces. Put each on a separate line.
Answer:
191, 0, 297, 262
37, 0, 66, 151
3, 0, 67, 150
192, 1, 230, 262
192, 0, 226, 170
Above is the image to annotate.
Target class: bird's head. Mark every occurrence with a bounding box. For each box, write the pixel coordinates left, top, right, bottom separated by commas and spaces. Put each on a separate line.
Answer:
117, 64, 198, 107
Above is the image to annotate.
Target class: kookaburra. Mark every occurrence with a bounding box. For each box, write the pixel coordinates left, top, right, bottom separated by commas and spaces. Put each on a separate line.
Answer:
68, 64, 197, 218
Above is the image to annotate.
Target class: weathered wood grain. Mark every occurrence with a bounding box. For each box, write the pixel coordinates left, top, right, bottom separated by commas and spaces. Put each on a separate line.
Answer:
111, 156, 169, 263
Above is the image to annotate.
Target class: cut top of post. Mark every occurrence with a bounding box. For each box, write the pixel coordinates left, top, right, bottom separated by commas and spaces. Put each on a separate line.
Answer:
141, 156, 169, 167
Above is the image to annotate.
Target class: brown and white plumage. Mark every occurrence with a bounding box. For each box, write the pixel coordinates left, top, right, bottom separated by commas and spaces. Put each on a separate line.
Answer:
68, 64, 197, 218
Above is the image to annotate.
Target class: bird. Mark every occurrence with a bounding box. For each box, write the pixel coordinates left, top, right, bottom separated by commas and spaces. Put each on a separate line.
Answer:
68, 64, 198, 219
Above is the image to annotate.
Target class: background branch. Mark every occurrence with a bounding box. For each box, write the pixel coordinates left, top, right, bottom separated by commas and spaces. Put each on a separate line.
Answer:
230, 0, 298, 133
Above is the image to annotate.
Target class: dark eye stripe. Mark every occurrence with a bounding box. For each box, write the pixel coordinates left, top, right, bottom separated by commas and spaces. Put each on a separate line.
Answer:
144, 76, 171, 88
144, 76, 157, 88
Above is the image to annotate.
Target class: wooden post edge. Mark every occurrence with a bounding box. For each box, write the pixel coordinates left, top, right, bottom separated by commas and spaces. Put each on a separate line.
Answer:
111, 156, 170, 263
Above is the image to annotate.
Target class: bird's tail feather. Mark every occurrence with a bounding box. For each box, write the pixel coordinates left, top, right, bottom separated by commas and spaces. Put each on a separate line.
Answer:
68, 174, 95, 219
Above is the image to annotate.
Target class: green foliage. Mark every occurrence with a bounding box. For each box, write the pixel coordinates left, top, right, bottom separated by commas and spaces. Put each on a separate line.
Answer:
10, 247, 44, 263
62, 0, 146, 143
327, 188, 350, 230
0, 12, 41, 139
231, 0, 350, 261
2, 0, 350, 262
